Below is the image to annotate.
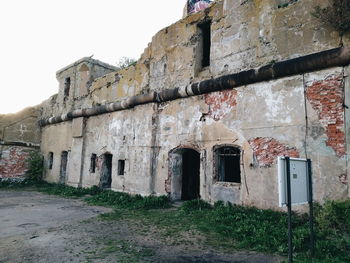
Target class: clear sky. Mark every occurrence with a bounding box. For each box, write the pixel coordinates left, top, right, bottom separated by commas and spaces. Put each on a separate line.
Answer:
0, 0, 185, 114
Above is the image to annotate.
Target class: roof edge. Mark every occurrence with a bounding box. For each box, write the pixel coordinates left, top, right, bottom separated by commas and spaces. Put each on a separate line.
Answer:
56, 57, 118, 75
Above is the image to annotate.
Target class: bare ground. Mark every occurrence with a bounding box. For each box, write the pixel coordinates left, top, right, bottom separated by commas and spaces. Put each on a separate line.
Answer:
0, 190, 284, 263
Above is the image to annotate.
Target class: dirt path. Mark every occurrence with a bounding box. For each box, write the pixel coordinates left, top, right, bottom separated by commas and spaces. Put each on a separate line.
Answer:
0, 191, 283, 263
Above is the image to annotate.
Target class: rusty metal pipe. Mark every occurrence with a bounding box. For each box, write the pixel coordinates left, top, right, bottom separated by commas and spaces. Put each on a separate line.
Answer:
39, 46, 350, 127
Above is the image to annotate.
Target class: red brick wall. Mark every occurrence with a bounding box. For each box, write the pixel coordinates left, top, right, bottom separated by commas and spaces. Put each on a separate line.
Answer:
204, 89, 237, 121
0, 146, 30, 178
306, 75, 345, 157
249, 137, 299, 167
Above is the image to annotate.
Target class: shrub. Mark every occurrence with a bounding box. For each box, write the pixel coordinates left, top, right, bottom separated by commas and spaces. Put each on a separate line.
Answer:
316, 200, 350, 234
25, 150, 43, 182
116, 57, 136, 70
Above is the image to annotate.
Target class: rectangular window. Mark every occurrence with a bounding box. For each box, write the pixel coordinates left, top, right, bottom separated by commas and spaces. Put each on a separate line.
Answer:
48, 152, 54, 170
64, 77, 71, 97
198, 20, 211, 68
215, 146, 241, 183
277, 0, 298, 8
90, 154, 97, 173
118, 160, 125, 176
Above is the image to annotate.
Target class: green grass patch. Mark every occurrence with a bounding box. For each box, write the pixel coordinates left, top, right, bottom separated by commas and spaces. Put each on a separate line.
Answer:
101, 199, 350, 263
1, 181, 349, 262
85, 190, 171, 210
0, 180, 170, 209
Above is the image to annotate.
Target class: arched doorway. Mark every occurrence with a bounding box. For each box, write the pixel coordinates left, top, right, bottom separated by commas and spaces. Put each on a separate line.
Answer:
169, 148, 200, 201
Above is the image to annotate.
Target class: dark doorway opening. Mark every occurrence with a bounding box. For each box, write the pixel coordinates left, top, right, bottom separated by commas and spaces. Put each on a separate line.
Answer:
169, 148, 200, 201
100, 153, 112, 189
59, 151, 68, 184
181, 149, 200, 200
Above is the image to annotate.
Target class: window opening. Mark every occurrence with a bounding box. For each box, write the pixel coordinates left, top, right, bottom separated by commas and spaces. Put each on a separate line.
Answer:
90, 154, 97, 173
198, 20, 211, 68
216, 146, 241, 183
64, 77, 71, 97
118, 160, 125, 176
48, 152, 53, 170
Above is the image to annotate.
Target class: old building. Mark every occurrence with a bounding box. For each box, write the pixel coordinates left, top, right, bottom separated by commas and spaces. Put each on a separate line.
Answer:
1, 0, 350, 209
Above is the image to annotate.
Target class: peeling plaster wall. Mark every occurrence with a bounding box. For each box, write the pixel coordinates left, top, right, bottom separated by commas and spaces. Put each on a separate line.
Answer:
78, 104, 156, 195
41, 122, 72, 183
39, 0, 350, 209
41, 67, 349, 209
40, 0, 345, 121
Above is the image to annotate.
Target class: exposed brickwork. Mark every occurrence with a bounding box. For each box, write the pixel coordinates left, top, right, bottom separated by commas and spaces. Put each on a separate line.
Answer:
339, 174, 348, 185
0, 146, 30, 178
204, 89, 237, 121
165, 177, 171, 194
306, 75, 345, 157
249, 137, 299, 167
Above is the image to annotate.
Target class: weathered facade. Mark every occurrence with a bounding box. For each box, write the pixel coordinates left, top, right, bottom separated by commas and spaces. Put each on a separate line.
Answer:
3, 0, 350, 209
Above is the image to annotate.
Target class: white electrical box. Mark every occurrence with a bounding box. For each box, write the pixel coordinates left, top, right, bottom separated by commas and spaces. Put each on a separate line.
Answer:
278, 157, 310, 207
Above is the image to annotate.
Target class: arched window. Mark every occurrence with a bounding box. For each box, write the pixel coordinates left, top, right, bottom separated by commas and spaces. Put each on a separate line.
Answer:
214, 146, 241, 183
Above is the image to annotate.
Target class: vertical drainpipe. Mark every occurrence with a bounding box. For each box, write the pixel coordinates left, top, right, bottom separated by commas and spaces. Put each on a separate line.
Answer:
78, 117, 87, 187
149, 103, 161, 195
0, 144, 3, 161
344, 66, 350, 198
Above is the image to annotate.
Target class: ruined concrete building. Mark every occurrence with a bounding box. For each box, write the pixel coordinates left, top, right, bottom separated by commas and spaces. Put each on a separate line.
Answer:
1, 0, 350, 209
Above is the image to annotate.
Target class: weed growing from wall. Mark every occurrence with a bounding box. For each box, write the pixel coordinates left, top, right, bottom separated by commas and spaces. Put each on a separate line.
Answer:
313, 0, 350, 39
115, 57, 137, 70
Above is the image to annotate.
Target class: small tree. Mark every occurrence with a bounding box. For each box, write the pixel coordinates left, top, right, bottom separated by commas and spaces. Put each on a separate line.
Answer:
25, 150, 44, 182
116, 57, 137, 70
313, 0, 350, 39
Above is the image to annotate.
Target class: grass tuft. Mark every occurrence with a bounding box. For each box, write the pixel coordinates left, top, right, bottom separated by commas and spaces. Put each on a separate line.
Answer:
85, 190, 171, 210
180, 199, 212, 212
